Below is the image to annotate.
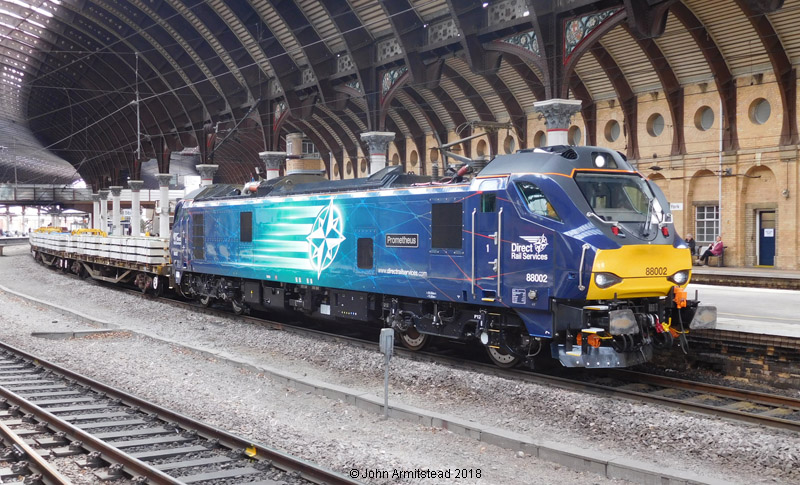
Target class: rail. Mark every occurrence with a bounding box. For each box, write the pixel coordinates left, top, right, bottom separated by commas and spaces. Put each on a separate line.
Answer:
0, 341, 360, 485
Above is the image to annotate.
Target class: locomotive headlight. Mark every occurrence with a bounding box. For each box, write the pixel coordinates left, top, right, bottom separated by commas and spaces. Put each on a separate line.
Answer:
594, 272, 623, 289
593, 155, 607, 168
668, 270, 689, 285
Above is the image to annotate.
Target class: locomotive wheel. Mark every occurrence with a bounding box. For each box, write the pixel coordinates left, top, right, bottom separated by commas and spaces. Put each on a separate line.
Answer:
486, 346, 521, 368
231, 296, 245, 315
398, 328, 429, 351
198, 294, 213, 307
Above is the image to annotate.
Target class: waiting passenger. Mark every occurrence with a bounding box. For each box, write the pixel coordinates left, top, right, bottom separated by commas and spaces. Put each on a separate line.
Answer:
685, 233, 696, 256
698, 236, 723, 266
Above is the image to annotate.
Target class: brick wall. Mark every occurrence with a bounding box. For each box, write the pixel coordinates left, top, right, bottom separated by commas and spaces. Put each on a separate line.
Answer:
308, 73, 800, 269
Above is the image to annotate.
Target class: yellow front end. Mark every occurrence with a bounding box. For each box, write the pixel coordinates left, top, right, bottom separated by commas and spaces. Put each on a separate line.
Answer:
586, 245, 692, 299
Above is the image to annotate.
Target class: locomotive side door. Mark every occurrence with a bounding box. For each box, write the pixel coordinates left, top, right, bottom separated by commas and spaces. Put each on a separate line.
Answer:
508, 180, 559, 313
472, 192, 502, 302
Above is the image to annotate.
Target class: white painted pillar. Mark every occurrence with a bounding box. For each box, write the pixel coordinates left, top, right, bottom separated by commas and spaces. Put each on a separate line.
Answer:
259, 151, 286, 180
533, 99, 582, 146
128, 180, 143, 237
98, 189, 109, 233
196, 164, 218, 187
92, 194, 100, 230
156, 174, 172, 238
109, 186, 123, 236
360, 131, 395, 175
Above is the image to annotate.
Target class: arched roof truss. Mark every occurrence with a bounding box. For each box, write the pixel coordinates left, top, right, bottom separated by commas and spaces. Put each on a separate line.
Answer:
3, 0, 800, 186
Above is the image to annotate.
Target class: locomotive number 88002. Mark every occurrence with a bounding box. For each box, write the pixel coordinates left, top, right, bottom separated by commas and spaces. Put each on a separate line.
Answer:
169, 145, 715, 368
30, 145, 716, 369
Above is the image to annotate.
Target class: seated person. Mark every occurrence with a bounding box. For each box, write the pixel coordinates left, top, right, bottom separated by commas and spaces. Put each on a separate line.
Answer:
698, 236, 724, 265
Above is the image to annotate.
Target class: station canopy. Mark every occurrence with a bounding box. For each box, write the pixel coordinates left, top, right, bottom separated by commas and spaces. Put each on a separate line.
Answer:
0, 0, 793, 188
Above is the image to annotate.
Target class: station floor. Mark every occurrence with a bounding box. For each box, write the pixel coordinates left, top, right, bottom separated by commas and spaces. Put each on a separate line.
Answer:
690, 265, 800, 338
691, 264, 800, 288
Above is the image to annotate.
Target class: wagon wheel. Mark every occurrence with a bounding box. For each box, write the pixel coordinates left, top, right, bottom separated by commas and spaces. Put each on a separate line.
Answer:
398, 328, 429, 351
486, 346, 521, 368
151, 275, 164, 297
198, 294, 213, 307
141, 275, 152, 294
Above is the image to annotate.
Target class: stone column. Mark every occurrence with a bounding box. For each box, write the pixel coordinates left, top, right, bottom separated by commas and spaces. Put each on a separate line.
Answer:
128, 180, 144, 237
533, 99, 582, 146
109, 186, 123, 236
259, 151, 286, 180
196, 164, 218, 187
156, 174, 172, 238
285, 133, 303, 176
98, 189, 109, 233
286, 133, 303, 157
92, 194, 100, 230
360, 131, 395, 175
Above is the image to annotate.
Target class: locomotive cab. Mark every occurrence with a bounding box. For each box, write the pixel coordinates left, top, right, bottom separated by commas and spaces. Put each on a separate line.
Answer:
478, 146, 715, 368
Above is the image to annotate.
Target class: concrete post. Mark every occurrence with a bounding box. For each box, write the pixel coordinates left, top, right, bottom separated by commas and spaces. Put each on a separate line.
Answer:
109, 186, 123, 236
360, 131, 395, 175
533, 99, 582, 146
92, 194, 100, 230
98, 189, 109, 234
259, 151, 287, 180
196, 164, 218, 187
156, 174, 172, 238
128, 180, 144, 237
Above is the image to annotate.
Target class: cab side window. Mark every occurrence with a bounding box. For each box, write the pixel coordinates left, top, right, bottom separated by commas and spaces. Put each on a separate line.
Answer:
516, 182, 561, 221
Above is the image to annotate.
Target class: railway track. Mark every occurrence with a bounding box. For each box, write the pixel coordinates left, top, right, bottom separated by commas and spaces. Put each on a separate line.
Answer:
0, 341, 359, 485
125, 285, 800, 434
592, 369, 800, 430
9, 275, 800, 442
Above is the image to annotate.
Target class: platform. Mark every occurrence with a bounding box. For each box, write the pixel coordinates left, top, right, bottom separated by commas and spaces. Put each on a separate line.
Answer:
690, 265, 800, 290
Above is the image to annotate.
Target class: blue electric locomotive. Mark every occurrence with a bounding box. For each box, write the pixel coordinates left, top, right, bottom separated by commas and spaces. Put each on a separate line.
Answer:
170, 145, 714, 368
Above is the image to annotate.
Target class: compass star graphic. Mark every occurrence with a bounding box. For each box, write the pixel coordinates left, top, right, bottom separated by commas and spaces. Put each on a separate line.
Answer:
306, 200, 346, 277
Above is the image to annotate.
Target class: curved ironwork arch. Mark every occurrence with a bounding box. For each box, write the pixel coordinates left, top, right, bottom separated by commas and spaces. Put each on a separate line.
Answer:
569, 73, 597, 147
590, 42, 639, 159
736, 0, 797, 145
622, 24, 685, 155
563, 10, 628, 99
317, 0, 378, 130
401, 87, 448, 144
671, 3, 738, 151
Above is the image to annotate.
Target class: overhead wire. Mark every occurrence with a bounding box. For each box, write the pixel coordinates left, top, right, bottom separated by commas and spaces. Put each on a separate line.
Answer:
1, 0, 798, 186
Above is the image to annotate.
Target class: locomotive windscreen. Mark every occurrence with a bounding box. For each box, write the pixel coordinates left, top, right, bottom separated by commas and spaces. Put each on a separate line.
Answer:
575, 173, 655, 223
